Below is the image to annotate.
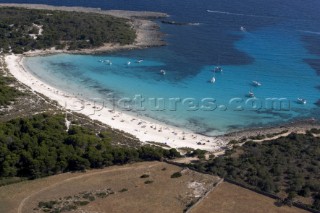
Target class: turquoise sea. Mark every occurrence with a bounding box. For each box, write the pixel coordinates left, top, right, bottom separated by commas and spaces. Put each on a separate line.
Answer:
6, 0, 320, 135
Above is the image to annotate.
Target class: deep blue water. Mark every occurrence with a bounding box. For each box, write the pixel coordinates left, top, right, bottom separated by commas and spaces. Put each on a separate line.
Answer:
5, 0, 320, 135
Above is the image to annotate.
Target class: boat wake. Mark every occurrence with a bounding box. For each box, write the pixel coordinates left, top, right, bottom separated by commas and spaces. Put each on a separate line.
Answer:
206, 10, 315, 22
298, 30, 320, 35
161, 20, 201, 26
206, 9, 273, 19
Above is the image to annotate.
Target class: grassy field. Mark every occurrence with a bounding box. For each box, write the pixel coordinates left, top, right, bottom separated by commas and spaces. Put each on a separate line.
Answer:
0, 162, 219, 213
191, 182, 308, 213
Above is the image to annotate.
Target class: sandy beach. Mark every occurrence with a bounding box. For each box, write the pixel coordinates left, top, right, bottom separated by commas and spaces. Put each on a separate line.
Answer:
5, 54, 227, 152
2, 3, 319, 153
0, 3, 227, 152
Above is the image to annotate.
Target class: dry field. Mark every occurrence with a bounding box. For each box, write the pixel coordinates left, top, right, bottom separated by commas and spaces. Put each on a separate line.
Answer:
190, 182, 308, 213
0, 162, 220, 213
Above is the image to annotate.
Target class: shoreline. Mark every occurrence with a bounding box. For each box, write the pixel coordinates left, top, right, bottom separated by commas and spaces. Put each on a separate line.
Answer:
5, 54, 227, 152
21, 17, 166, 57
7, 54, 320, 154
0, 3, 168, 18
1, 4, 228, 152
219, 119, 320, 142
2, 3, 320, 153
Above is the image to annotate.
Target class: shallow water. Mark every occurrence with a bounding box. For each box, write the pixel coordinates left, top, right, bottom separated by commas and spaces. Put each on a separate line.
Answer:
13, 0, 320, 135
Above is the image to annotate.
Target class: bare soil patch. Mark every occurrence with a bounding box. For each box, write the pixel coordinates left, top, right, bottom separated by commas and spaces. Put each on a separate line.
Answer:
190, 182, 308, 213
0, 162, 220, 213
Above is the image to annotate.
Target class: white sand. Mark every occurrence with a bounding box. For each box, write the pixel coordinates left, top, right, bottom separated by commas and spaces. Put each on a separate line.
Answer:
5, 54, 227, 152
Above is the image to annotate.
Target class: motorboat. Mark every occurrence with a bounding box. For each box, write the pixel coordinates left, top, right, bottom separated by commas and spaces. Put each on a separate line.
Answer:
248, 91, 255, 97
214, 66, 223, 72
297, 98, 307, 105
252, 81, 262, 86
106, 60, 112, 65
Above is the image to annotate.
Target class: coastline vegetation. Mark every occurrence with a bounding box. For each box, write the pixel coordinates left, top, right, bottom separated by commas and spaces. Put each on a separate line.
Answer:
171, 171, 182, 178
0, 56, 22, 108
0, 7, 136, 54
1, 6, 320, 213
190, 133, 320, 210
0, 72, 22, 106
0, 113, 181, 180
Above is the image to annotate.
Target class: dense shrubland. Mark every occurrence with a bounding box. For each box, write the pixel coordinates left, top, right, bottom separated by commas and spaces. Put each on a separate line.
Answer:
0, 7, 136, 53
191, 133, 320, 210
0, 73, 22, 106
0, 57, 22, 107
0, 113, 180, 180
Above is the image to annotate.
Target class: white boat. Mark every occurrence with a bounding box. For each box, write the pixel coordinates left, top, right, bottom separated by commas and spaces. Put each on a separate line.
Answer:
248, 91, 255, 97
210, 77, 216, 83
297, 98, 307, 104
160, 69, 166, 75
252, 81, 262, 86
214, 66, 223, 72
106, 60, 112, 65
240, 26, 246, 32
127, 61, 131, 65
137, 59, 143, 63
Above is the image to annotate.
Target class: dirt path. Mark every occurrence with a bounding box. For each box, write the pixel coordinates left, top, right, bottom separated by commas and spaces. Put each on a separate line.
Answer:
251, 132, 292, 143
252, 131, 320, 143
17, 162, 161, 213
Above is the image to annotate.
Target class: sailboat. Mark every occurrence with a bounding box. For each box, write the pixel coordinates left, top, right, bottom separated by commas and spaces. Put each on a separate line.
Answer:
209, 70, 216, 83
214, 66, 223, 72
213, 56, 223, 72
